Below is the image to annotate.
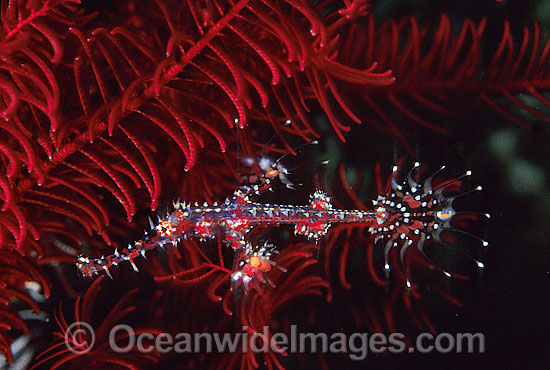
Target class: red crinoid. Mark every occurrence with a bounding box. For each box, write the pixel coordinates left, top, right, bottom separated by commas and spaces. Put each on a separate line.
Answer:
325, 13, 550, 152
0, 0, 394, 255
0, 250, 49, 363
31, 276, 161, 369
149, 238, 234, 307
0, 0, 545, 367
0, 0, 392, 358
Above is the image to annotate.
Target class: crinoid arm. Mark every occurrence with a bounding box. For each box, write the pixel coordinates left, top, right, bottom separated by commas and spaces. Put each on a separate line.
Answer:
230, 241, 286, 295
369, 163, 489, 288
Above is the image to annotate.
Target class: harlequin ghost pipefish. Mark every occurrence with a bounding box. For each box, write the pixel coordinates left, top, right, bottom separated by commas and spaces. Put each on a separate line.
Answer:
77, 163, 489, 291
